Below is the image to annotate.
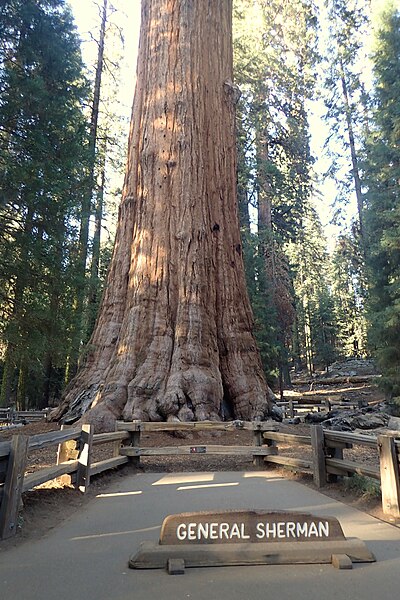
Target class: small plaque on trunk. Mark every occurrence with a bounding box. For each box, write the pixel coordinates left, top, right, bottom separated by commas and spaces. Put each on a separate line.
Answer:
189, 446, 206, 454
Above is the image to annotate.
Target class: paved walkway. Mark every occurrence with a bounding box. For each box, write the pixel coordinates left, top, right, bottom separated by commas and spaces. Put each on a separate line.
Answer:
1, 470, 400, 599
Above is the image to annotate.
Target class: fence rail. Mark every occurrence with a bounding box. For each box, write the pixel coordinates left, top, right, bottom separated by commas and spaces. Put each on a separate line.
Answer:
1, 419, 400, 541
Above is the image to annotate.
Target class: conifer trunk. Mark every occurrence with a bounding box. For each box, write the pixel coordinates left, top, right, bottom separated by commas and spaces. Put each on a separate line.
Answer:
68, 0, 108, 377
53, 0, 273, 430
86, 157, 105, 341
339, 59, 364, 244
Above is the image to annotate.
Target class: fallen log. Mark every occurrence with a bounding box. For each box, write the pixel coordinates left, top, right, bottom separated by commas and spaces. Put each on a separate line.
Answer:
292, 374, 380, 386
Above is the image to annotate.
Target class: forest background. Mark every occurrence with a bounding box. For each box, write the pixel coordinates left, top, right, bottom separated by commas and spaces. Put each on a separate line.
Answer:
0, 0, 399, 413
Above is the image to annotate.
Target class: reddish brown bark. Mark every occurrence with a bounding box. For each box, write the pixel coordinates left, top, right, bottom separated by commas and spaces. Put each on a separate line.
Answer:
53, 0, 273, 430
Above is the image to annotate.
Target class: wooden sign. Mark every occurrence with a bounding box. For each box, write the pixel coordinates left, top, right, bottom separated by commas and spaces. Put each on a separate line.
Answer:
129, 509, 376, 572
159, 510, 345, 545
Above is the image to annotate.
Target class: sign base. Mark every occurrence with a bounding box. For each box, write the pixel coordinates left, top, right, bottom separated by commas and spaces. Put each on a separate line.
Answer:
129, 538, 375, 571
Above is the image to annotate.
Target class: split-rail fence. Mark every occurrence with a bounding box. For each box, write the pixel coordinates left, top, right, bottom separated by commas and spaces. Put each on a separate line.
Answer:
0, 420, 399, 541
0, 408, 49, 427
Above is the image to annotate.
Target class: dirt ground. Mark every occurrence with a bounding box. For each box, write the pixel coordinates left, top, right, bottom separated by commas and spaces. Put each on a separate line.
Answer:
0, 380, 393, 550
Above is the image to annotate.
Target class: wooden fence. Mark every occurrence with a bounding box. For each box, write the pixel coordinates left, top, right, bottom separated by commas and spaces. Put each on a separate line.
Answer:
263, 425, 400, 519
1, 420, 400, 541
0, 408, 49, 427
0, 420, 275, 540
115, 420, 276, 469
0, 425, 131, 540
276, 399, 368, 418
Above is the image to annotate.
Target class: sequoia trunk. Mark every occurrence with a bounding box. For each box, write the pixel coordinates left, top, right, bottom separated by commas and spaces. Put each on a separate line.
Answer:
54, 0, 273, 430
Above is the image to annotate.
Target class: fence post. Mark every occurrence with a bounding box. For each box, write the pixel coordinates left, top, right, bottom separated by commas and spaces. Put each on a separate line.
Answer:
113, 421, 122, 458
263, 433, 277, 469
76, 425, 93, 493
118, 420, 141, 467
324, 440, 344, 483
0, 434, 28, 539
130, 420, 141, 468
378, 434, 400, 518
311, 424, 327, 488
288, 399, 295, 419
253, 424, 264, 468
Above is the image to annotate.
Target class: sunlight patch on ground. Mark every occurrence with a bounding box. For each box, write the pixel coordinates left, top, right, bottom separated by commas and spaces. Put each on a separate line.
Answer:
152, 473, 215, 486
96, 491, 143, 498
242, 472, 284, 481
177, 482, 239, 491
294, 503, 342, 513
70, 525, 160, 542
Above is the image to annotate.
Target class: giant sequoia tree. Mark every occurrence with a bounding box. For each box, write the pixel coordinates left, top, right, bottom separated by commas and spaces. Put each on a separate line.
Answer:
53, 0, 273, 429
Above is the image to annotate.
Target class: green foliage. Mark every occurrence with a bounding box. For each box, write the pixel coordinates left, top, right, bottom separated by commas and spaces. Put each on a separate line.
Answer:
234, 0, 318, 384
234, 0, 317, 241
343, 474, 381, 500
330, 229, 367, 356
241, 227, 293, 387
287, 207, 338, 372
322, 0, 371, 233
0, 0, 388, 410
0, 0, 90, 407
363, 5, 400, 397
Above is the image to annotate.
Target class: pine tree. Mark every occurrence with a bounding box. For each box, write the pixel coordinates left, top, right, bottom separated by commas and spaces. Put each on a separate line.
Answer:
67, 0, 110, 377
287, 207, 338, 373
330, 230, 367, 357
322, 0, 371, 249
0, 0, 89, 408
84, 0, 130, 344
363, 3, 400, 399
233, 0, 317, 385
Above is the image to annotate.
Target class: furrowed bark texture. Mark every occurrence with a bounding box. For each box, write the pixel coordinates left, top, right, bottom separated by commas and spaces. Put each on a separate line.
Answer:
54, 0, 273, 430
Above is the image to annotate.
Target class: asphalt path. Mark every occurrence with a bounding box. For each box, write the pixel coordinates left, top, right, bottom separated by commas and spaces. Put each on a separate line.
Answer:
1, 470, 400, 600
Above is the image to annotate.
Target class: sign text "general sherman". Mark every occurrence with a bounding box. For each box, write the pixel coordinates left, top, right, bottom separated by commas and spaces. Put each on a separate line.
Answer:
176, 520, 330, 541
159, 510, 346, 545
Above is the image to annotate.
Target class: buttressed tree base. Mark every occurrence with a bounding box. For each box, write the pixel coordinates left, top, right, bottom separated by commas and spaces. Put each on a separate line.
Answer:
53, 0, 274, 431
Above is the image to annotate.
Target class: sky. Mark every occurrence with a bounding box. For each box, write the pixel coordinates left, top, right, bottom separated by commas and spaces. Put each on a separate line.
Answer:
68, 0, 141, 103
